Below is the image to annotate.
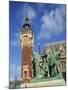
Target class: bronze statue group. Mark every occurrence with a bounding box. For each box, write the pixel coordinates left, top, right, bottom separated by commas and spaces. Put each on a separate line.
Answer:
32, 48, 62, 79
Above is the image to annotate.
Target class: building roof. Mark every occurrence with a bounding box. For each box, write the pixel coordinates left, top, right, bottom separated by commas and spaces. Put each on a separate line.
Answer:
45, 40, 66, 47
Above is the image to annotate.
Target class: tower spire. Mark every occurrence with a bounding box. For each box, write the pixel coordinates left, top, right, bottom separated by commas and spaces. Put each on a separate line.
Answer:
24, 5, 29, 25
24, 14, 29, 24
22, 6, 32, 31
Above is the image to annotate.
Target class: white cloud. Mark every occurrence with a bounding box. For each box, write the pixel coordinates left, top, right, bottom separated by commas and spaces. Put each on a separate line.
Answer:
10, 40, 19, 47
36, 3, 45, 12
10, 64, 15, 70
17, 65, 21, 75
28, 7, 36, 20
37, 6, 66, 40
22, 3, 37, 21
10, 64, 21, 80
9, 64, 16, 80
10, 31, 20, 47
16, 65, 21, 80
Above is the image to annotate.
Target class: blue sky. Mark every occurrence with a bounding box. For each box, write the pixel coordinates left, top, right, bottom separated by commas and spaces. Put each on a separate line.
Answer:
9, 1, 66, 80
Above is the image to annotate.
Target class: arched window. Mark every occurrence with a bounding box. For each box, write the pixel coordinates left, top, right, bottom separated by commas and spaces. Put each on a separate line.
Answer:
24, 71, 27, 78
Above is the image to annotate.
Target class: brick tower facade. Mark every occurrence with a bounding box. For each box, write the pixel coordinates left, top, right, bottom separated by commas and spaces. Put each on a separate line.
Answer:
20, 15, 34, 83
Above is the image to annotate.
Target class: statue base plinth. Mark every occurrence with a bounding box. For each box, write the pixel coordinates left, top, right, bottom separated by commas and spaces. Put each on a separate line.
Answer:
20, 79, 65, 88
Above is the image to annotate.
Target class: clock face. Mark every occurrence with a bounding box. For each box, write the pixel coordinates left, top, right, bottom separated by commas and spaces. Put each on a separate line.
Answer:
23, 36, 29, 45
21, 33, 33, 46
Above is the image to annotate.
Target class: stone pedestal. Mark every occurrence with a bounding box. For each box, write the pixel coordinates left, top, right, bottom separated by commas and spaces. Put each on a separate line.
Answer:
20, 79, 65, 88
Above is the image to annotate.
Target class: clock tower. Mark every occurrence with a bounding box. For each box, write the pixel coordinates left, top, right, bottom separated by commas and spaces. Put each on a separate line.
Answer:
20, 15, 34, 83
